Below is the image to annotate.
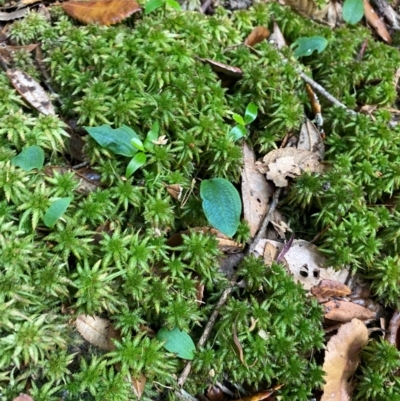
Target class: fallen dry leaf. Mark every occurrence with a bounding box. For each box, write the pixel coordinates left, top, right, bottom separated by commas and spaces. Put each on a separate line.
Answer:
131, 373, 147, 400
298, 119, 324, 159
13, 395, 34, 401
244, 26, 270, 47
232, 385, 283, 401
197, 57, 243, 78
363, 0, 392, 44
386, 311, 400, 348
324, 299, 376, 322
7, 68, 55, 115
241, 142, 273, 237
164, 183, 183, 201
311, 279, 351, 299
255, 148, 324, 187
152, 135, 168, 145
0, 43, 38, 65
321, 319, 369, 401
285, 0, 317, 18
259, 239, 350, 290
232, 317, 245, 365
0, 8, 28, 21
62, 0, 141, 26
269, 22, 287, 49
75, 314, 120, 351
326, 0, 343, 27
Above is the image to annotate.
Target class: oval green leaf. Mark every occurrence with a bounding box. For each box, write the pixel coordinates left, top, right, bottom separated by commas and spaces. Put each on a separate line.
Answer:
200, 178, 241, 237
228, 125, 247, 141
244, 102, 258, 125
131, 137, 145, 151
144, 121, 160, 151
157, 327, 195, 360
11, 145, 44, 171
232, 113, 245, 125
126, 152, 147, 178
343, 0, 364, 24
43, 197, 72, 228
145, 0, 164, 14
292, 36, 328, 58
85, 125, 139, 157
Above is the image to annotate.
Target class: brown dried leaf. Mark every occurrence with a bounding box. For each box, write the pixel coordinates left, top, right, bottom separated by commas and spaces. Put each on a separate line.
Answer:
298, 119, 324, 159
326, 0, 343, 27
241, 142, 273, 237
311, 279, 351, 298
386, 311, 400, 347
269, 22, 287, 49
207, 386, 227, 401
7, 68, 55, 115
285, 0, 317, 17
364, 0, 392, 43
244, 26, 270, 47
197, 57, 243, 78
324, 300, 376, 322
62, 0, 141, 26
0, 8, 28, 21
256, 148, 324, 187
13, 395, 34, 401
164, 183, 183, 201
75, 314, 120, 351
131, 373, 146, 400
321, 319, 369, 401
20, 0, 42, 5
232, 386, 283, 401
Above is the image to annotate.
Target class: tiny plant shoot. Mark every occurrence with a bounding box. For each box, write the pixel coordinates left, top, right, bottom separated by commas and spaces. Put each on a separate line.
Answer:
229, 102, 258, 141
85, 122, 160, 178
145, 0, 181, 14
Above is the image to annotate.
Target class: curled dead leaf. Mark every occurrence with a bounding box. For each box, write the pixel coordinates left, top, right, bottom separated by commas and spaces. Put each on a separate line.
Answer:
244, 26, 270, 47
255, 148, 324, 187
386, 311, 400, 348
321, 319, 369, 401
75, 314, 120, 351
7, 68, 55, 115
131, 373, 147, 400
324, 299, 376, 322
164, 183, 183, 201
13, 395, 34, 401
363, 0, 392, 44
269, 22, 287, 49
62, 0, 141, 26
298, 119, 324, 159
196, 57, 243, 78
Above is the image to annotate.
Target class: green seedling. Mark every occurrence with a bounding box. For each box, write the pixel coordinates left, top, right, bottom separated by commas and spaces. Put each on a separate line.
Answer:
228, 102, 258, 141
85, 122, 160, 178
145, 0, 181, 14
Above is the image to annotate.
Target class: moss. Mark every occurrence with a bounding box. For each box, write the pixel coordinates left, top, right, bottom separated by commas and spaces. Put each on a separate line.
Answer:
1, 2, 400, 399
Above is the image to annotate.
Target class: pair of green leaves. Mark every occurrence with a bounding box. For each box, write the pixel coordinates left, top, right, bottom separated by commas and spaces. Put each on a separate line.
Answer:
85, 123, 160, 178
145, 0, 181, 14
11, 146, 71, 228
229, 102, 258, 141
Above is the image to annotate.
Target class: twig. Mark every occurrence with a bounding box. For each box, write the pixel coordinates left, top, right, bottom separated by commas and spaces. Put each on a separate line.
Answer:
249, 188, 282, 255
298, 70, 356, 116
200, 0, 212, 13
177, 276, 237, 386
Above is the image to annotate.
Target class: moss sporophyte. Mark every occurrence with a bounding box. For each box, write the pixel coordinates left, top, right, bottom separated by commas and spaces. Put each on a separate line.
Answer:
1, 2, 400, 400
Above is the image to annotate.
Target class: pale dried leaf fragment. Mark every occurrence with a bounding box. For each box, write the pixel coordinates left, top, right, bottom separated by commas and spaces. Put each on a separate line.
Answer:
7, 68, 55, 115
244, 26, 270, 47
364, 0, 392, 44
298, 119, 324, 159
241, 142, 273, 237
324, 300, 376, 322
311, 279, 351, 299
13, 395, 34, 401
131, 373, 147, 400
321, 319, 369, 401
256, 148, 324, 187
20, 0, 42, 5
164, 183, 183, 200
326, 0, 343, 27
75, 315, 120, 351
197, 57, 243, 78
152, 135, 168, 145
0, 8, 28, 21
269, 22, 287, 49
386, 311, 400, 347
285, 0, 317, 17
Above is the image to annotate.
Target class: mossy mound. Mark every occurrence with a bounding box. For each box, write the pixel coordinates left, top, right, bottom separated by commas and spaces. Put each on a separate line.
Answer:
1, 2, 400, 400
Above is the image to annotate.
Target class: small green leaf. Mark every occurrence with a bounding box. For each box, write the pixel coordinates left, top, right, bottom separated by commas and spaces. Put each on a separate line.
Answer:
11, 145, 44, 171
232, 113, 245, 125
343, 0, 364, 24
200, 178, 241, 237
166, 0, 181, 10
157, 327, 195, 360
292, 36, 328, 58
43, 197, 72, 228
126, 152, 147, 178
244, 102, 258, 125
85, 125, 139, 157
144, 121, 160, 151
145, 0, 164, 14
228, 125, 247, 141
131, 137, 145, 151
